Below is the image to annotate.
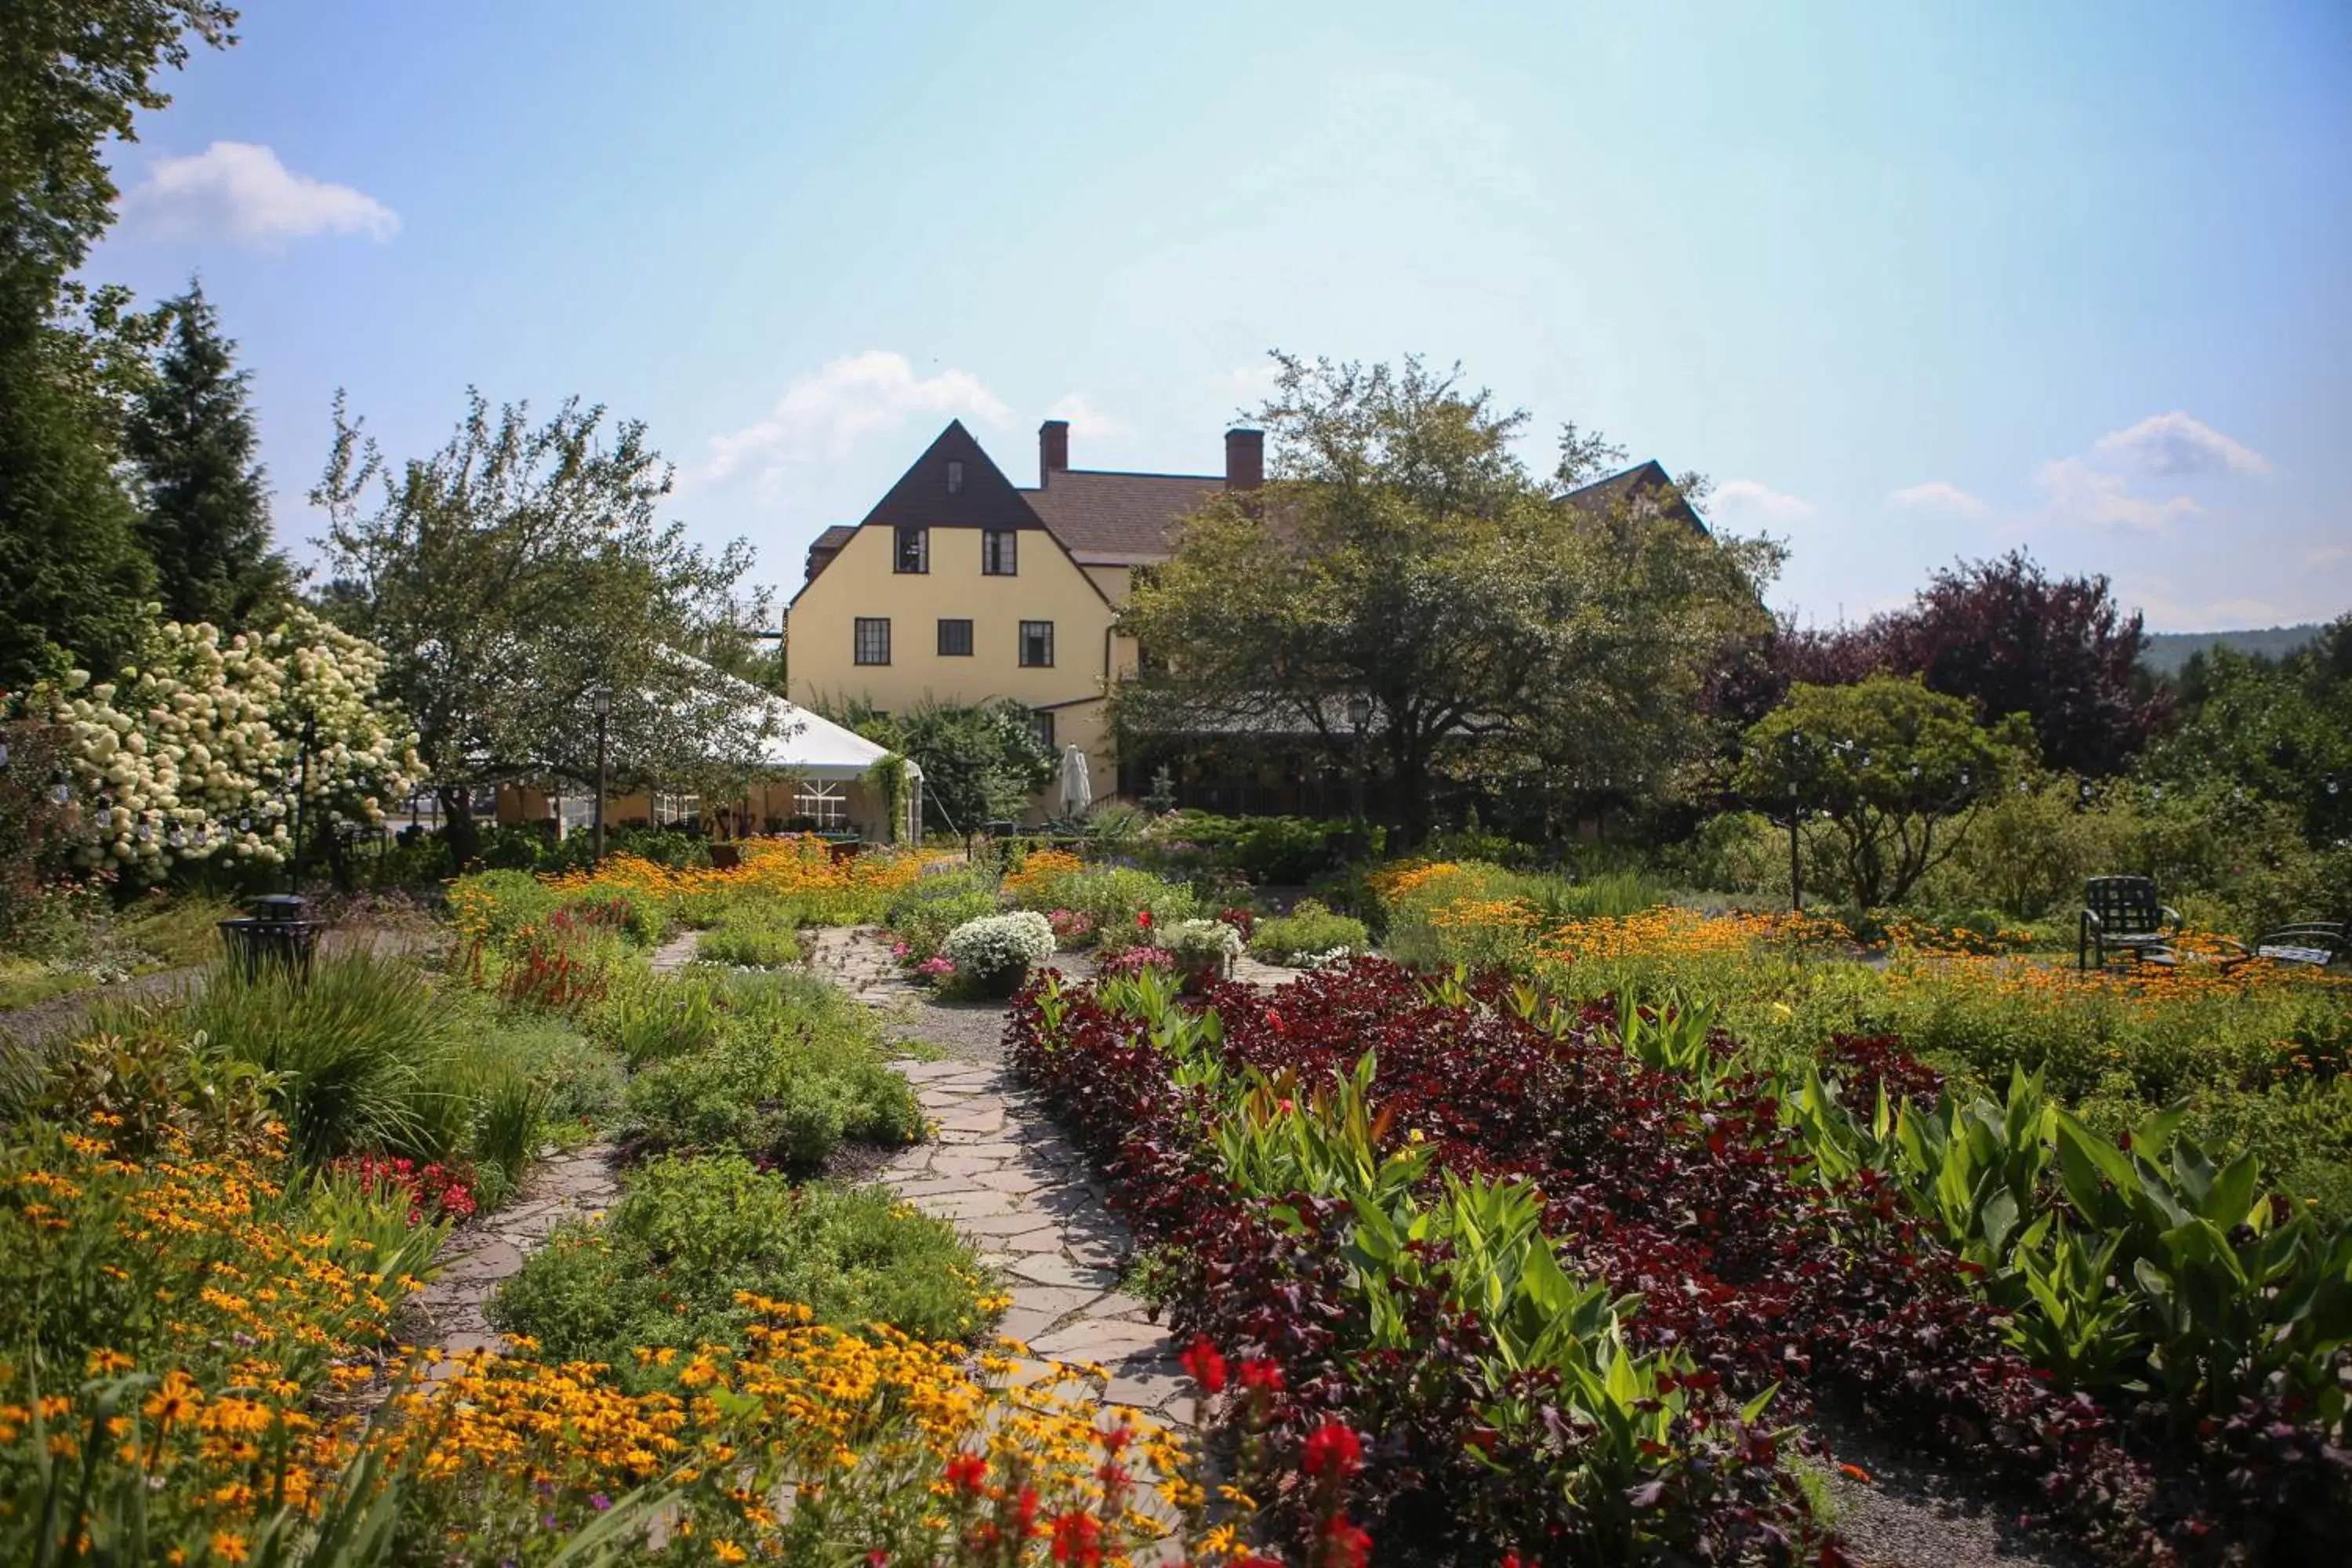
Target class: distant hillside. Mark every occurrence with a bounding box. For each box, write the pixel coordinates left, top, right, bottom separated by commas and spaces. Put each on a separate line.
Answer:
2141, 624, 2323, 677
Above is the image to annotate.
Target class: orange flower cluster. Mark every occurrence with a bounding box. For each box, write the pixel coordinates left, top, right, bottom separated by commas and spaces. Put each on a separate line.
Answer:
1003, 848, 1086, 900
543, 835, 931, 902
1882, 946, 2349, 1012
1367, 861, 1463, 902
1530, 907, 1849, 967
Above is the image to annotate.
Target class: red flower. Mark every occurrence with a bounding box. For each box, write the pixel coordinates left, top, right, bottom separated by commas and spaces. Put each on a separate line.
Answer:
1320, 1515, 1372, 1568
1136, 909, 1153, 929
1178, 1334, 1228, 1396
1301, 1420, 1363, 1481
1237, 1358, 1284, 1396
1014, 1486, 1040, 1537
1050, 1510, 1104, 1566
945, 1452, 987, 1495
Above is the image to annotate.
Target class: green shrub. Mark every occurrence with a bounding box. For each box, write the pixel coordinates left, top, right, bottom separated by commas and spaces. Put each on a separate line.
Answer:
589, 970, 725, 1065
695, 903, 804, 967
1248, 900, 1370, 966
621, 975, 920, 1169
488, 1154, 994, 1385
452, 869, 557, 942
1011, 865, 1200, 952
555, 887, 666, 946
485, 1018, 626, 1130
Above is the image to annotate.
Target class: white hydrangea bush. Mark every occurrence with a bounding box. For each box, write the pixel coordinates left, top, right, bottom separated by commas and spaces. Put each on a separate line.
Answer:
942, 910, 1056, 978
34, 611, 422, 880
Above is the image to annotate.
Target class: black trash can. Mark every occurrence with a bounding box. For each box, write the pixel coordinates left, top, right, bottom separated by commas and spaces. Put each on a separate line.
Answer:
218, 893, 322, 982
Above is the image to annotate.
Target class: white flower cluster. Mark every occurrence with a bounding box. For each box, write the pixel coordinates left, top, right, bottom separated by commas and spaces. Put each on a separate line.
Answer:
1294, 946, 1358, 971
35, 611, 422, 880
1163, 918, 1245, 966
942, 910, 1057, 977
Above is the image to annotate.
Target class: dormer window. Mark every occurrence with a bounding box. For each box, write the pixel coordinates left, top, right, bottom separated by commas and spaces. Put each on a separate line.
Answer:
946, 459, 964, 495
895, 526, 928, 574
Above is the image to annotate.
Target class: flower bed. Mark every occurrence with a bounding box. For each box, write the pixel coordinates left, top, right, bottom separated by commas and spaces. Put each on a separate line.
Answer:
1009, 959, 2352, 1562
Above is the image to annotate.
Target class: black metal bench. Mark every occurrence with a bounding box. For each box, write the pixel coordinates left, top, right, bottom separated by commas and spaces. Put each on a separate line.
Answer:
2078, 876, 2182, 970
2251, 921, 2347, 968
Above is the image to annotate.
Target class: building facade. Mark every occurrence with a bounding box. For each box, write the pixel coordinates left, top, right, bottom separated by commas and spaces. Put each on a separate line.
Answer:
786, 417, 1262, 816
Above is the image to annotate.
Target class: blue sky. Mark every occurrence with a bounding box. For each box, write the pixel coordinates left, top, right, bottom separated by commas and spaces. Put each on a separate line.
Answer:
91, 0, 2352, 631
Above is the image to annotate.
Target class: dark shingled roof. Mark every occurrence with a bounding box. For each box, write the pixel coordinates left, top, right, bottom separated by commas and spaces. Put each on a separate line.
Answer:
1560, 459, 1709, 533
1021, 470, 1225, 565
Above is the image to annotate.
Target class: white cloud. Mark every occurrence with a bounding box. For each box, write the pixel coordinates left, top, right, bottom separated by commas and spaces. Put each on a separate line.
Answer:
2093, 412, 2271, 478
2307, 545, 2352, 572
1710, 479, 1814, 524
1044, 394, 1127, 440
1887, 480, 1989, 517
2034, 456, 2204, 532
118, 141, 398, 247
701, 351, 1011, 488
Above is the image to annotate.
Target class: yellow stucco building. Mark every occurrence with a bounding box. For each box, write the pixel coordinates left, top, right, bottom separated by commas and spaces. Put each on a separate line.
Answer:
786, 417, 1263, 819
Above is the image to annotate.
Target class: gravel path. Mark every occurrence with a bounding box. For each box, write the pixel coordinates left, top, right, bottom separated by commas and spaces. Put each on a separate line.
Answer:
1813, 1409, 2082, 1568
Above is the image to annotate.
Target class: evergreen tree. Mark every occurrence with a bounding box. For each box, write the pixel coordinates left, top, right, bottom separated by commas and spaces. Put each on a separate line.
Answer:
0, 2, 237, 686
125, 280, 292, 627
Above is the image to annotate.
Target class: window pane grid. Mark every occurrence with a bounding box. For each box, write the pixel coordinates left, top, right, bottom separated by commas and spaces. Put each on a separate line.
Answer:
1018, 620, 1054, 667
854, 617, 891, 665
982, 529, 1018, 575
937, 618, 973, 656
895, 527, 928, 574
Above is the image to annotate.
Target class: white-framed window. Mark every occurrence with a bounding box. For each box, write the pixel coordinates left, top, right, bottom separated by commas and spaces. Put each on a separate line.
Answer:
946, 459, 964, 495
793, 779, 848, 829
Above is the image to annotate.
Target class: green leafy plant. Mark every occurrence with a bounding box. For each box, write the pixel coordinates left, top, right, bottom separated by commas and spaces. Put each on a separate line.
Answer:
488, 1155, 996, 1383
1247, 900, 1370, 967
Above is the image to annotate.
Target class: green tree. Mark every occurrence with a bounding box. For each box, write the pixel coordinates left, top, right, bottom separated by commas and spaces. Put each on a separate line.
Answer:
124, 279, 292, 627
0, 2, 236, 688
895, 699, 1056, 835
1112, 354, 1779, 843
2152, 616, 2352, 851
313, 389, 771, 865
1736, 676, 2034, 909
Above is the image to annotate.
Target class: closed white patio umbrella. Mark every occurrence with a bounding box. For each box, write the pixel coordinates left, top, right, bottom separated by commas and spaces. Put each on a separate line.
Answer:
1058, 744, 1093, 816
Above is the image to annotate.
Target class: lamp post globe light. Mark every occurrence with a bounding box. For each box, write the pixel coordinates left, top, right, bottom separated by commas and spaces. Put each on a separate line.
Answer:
590, 686, 612, 866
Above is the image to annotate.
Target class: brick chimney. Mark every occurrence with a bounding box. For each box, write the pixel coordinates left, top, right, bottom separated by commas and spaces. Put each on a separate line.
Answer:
1225, 427, 1264, 491
1039, 419, 1069, 485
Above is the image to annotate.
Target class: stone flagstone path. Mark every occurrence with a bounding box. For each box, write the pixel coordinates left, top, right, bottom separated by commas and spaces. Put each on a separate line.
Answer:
407, 933, 709, 1359
412, 1140, 622, 1365
808, 927, 1198, 1427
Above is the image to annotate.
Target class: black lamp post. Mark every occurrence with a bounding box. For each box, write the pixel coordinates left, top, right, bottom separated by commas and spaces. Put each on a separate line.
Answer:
591, 686, 612, 865
1346, 693, 1373, 823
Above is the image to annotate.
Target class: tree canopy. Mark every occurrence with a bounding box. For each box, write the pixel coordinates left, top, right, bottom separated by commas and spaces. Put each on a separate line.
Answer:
1110, 354, 1780, 842
313, 389, 770, 860
1773, 550, 2161, 777
0, 2, 236, 689
1736, 675, 2036, 909
125, 279, 292, 629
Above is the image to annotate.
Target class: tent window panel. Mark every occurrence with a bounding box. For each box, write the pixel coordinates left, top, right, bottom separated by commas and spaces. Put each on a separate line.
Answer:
793, 780, 848, 829
854, 617, 891, 665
